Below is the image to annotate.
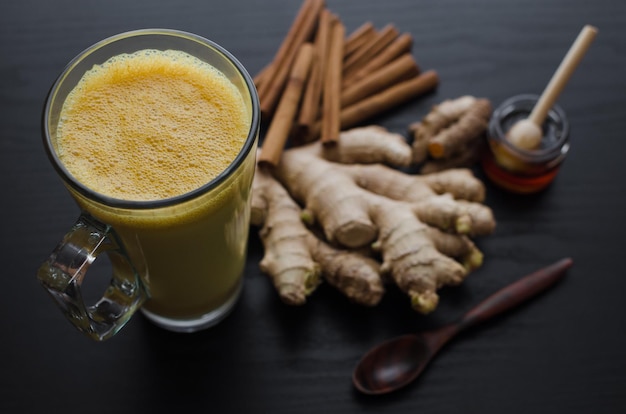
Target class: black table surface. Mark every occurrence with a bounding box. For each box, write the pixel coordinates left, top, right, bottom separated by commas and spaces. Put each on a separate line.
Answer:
2, 0, 625, 413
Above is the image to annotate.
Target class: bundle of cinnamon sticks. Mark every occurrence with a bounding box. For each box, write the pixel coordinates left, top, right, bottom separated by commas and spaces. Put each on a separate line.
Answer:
257, 0, 439, 167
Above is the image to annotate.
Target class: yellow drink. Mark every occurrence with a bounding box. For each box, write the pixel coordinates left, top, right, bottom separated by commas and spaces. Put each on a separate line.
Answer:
47, 40, 258, 330
57, 49, 249, 201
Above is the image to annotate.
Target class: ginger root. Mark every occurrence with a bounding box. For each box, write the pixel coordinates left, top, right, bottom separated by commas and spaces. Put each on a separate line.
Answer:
411, 96, 492, 173
252, 126, 495, 313
251, 160, 383, 306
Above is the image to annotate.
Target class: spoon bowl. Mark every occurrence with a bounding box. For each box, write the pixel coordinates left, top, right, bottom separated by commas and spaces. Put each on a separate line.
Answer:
352, 258, 573, 395
353, 334, 429, 395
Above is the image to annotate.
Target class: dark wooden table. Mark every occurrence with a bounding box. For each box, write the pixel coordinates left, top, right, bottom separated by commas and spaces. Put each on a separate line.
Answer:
1, 0, 625, 413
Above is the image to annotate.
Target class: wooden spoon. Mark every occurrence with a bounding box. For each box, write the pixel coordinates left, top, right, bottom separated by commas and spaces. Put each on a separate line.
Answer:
507, 25, 597, 150
352, 258, 573, 395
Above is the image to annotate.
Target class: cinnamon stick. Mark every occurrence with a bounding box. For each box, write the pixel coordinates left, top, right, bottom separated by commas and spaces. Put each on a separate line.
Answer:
255, 0, 313, 90
341, 53, 420, 108
321, 17, 345, 145
308, 70, 439, 140
343, 32, 413, 88
340, 70, 439, 128
259, 43, 315, 167
343, 22, 376, 57
257, 0, 324, 118
297, 9, 334, 139
342, 24, 399, 79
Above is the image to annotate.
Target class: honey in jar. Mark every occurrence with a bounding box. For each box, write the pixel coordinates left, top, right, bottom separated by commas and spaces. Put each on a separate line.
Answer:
481, 94, 570, 194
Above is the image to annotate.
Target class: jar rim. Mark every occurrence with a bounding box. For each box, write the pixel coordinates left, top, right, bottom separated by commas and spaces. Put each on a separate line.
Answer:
488, 94, 570, 164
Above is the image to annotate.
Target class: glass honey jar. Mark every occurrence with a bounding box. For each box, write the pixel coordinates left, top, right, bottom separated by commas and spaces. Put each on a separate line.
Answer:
481, 94, 570, 194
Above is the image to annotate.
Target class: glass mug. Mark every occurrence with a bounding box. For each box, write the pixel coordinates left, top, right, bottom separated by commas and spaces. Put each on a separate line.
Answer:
38, 29, 260, 341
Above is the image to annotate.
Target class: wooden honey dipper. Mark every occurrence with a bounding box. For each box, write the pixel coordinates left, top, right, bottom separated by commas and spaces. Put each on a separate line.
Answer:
507, 25, 598, 150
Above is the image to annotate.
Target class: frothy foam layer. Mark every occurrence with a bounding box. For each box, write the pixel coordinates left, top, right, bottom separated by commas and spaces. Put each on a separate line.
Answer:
56, 49, 249, 201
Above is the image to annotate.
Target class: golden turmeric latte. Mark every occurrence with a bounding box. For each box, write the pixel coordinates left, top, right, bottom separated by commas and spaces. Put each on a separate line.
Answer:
56, 49, 249, 201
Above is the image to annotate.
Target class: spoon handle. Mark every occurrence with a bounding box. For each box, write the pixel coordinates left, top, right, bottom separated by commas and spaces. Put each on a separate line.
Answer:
457, 258, 573, 331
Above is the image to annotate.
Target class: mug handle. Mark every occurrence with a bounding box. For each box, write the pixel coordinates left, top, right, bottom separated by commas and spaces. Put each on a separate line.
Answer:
37, 213, 148, 341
